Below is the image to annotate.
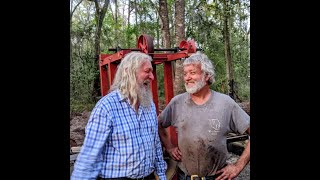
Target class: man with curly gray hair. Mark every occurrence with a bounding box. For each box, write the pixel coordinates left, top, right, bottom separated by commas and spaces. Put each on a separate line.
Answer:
71, 52, 167, 180
158, 52, 250, 180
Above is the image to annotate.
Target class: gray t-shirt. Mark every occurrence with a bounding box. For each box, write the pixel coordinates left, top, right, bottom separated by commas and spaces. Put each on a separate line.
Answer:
159, 90, 250, 176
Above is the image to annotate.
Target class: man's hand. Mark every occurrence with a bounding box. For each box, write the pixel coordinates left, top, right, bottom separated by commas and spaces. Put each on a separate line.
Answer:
214, 164, 241, 180
166, 147, 182, 161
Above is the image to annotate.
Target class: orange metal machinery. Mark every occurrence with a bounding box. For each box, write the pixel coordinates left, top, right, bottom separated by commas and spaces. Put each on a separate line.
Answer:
99, 34, 200, 174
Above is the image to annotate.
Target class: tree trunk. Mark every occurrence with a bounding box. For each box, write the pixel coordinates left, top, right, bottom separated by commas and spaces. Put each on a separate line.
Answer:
115, 0, 118, 46
92, 0, 110, 101
156, 12, 160, 48
127, 1, 131, 47
222, 0, 235, 100
174, 0, 185, 96
159, 0, 171, 48
70, 0, 84, 69
134, 0, 139, 39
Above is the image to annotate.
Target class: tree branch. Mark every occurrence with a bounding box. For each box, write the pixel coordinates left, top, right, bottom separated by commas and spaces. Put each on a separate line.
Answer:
70, 0, 84, 20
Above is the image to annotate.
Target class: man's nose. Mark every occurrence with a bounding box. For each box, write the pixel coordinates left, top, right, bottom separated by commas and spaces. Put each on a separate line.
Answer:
149, 72, 154, 80
184, 74, 191, 81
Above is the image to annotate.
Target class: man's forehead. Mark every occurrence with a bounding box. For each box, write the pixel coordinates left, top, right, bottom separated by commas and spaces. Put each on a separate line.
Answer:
184, 63, 201, 70
141, 61, 153, 69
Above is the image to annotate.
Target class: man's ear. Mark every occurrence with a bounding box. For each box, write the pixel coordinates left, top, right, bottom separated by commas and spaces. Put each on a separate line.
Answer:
205, 74, 210, 82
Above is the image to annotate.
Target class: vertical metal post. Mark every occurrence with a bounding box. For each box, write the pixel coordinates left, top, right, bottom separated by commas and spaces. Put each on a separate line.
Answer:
164, 61, 178, 147
99, 54, 111, 96
108, 62, 117, 89
99, 65, 109, 96
151, 64, 159, 115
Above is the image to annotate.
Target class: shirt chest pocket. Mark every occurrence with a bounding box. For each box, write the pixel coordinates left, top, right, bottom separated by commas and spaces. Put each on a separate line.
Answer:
141, 120, 156, 136
110, 129, 130, 155
113, 131, 129, 141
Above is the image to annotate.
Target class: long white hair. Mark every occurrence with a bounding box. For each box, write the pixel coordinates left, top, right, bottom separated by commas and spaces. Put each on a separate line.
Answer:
110, 52, 153, 107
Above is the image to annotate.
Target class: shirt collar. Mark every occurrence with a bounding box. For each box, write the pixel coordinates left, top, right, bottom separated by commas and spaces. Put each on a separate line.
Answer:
115, 89, 131, 103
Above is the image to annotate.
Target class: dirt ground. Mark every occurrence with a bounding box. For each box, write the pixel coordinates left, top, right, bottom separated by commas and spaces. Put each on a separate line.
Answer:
70, 102, 250, 179
70, 111, 91, 147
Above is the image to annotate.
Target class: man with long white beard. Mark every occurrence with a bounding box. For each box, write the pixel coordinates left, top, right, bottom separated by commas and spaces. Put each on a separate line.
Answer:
71, 52, 167, 180
158, 52, 250, 180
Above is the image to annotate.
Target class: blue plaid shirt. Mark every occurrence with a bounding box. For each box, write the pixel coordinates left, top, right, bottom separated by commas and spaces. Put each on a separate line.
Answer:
71, 90, 167, 180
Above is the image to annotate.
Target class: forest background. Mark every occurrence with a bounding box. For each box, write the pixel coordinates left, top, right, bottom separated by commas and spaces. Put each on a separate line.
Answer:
70, 0, 250, 113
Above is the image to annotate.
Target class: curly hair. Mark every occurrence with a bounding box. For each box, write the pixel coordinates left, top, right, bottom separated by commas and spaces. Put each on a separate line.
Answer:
183, 52, 215, 85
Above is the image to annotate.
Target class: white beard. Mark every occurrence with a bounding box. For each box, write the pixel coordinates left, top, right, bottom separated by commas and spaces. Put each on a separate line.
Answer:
185, 76, 206, 94
137, 80, 153, 108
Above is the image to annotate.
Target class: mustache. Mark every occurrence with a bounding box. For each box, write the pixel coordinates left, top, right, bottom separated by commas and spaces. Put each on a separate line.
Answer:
143, 80, 151, 85
186, 81, 196, 83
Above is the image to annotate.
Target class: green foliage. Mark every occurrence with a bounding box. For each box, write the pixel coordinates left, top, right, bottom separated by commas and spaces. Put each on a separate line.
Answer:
70, 99, 96, 113
156, 63, 165, 99
70, 3, 98, 113
70, 0, 250, 113
185, 0, 250, 102
70, 49, 98, 112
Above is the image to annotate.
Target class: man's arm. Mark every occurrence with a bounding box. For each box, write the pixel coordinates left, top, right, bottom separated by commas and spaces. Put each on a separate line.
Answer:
158, 123, 174, 150
158, 119, 182, 161
234, 127, 250, 171
215, 127, 250, 180
71, 105, 111, 180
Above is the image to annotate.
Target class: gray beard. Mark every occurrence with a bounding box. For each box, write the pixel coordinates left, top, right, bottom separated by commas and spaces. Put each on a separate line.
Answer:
138, 84, 153, 108
185, 78, 206, 94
